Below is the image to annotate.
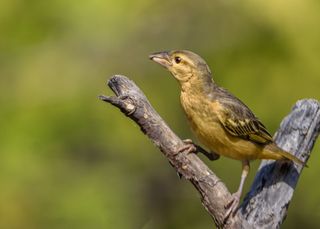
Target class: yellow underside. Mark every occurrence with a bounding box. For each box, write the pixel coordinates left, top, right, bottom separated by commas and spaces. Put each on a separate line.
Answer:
180, 91, 283, 161
194, 120, 283, 160
192, 115, 260, 159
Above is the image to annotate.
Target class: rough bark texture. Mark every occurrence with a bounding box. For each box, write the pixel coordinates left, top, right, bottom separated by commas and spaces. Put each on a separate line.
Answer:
99, 75, 319, 229
240, 99, 320, 228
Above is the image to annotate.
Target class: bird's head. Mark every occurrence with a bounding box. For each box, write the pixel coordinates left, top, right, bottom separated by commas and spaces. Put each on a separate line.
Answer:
149, 50, 213, 87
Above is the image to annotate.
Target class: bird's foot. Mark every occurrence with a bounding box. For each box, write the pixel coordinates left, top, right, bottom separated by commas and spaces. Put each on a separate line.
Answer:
176, 139, 220, 161
176, 139, 197, 155
224, 191, 241, 222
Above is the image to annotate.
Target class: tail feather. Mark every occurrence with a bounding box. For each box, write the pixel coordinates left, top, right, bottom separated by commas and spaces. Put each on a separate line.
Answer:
276, 149, 306, 166
262, 143, 307, 167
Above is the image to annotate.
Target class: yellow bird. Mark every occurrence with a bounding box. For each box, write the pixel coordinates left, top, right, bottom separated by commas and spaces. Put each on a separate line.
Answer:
149, 50, 304, 218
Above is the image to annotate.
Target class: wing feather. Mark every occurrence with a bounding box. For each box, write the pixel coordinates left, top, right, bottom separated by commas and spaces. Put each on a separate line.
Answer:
213, 88, 273, 144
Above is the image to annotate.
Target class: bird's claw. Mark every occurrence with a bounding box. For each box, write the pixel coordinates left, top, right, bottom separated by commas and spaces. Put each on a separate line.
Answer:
224, 192, 241, 222
176, 139, 220, 161
182, 139, 193, 144
175, 139, 197, 155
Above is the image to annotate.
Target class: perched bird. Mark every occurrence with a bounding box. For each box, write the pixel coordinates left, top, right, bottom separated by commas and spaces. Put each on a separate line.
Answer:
149, 50, 304, 219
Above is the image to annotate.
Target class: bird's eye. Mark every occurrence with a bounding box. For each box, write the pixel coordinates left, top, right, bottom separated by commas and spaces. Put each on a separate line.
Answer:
174, 56, 182, 64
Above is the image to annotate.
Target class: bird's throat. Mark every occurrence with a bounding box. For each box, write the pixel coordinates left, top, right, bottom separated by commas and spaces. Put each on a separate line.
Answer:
180, 75, 215, 96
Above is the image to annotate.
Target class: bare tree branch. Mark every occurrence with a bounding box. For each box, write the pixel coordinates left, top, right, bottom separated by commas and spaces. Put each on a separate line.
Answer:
240, 99, 320, 228
99, 75, 319, 228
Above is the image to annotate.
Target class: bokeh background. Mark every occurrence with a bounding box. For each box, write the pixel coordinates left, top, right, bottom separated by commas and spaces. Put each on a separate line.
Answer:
0, 0, 319, 228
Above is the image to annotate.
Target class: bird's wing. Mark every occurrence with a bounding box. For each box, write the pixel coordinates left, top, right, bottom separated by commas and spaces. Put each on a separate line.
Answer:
214, 89, 273, 144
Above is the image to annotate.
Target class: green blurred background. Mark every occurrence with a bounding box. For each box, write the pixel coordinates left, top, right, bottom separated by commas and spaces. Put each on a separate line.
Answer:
0, 0, 319, 228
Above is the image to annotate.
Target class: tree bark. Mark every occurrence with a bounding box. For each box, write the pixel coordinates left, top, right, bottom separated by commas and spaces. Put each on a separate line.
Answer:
99, 75, 320, 229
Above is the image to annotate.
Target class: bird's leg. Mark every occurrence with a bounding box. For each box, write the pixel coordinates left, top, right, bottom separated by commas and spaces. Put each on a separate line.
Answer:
224, 160, 250, 221
176, 139, 220, 161
199, 148, 220, 161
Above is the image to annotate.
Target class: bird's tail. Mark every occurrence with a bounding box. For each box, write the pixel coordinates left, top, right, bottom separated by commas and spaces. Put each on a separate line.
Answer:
262, 143, 306, 167
276, 149, 305, 166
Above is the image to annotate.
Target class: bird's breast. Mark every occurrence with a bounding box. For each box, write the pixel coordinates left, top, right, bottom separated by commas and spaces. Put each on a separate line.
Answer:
180, 92, 261, 160
180, 92, 222, 146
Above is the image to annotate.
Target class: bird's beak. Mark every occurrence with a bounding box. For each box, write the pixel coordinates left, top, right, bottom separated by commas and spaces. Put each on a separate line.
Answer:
149, 51, 172, 68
